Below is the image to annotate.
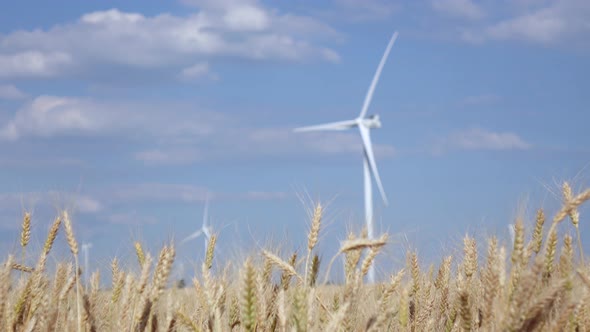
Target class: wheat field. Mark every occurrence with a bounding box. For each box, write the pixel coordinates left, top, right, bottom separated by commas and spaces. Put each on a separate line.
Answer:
2, 182, 590, 331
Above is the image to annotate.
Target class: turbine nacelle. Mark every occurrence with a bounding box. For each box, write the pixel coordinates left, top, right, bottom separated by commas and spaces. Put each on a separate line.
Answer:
202, 224, 212, 239
359, 114, 381, 128
180, 194, 213, 248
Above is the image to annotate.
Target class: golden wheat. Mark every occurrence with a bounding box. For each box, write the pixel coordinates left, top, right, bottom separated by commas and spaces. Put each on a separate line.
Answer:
0, 183, 589, 331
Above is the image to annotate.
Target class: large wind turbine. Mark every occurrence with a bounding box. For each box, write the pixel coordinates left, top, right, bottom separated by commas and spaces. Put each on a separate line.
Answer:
294, 31, 398, 283
180, 195, 212, 253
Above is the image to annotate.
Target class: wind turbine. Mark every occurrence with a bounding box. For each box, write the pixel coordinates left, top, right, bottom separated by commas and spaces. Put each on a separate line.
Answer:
180, 195, 212, 253
294, 31, 399, 283
81, 242, 92, 287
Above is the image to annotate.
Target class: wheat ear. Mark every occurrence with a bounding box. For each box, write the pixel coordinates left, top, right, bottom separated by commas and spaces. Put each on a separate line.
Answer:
20, 212, 31, 265
62, 210, 82, 332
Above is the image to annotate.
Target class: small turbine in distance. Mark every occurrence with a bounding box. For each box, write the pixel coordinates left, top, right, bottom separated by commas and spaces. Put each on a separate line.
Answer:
180, 194, 212, 253
294, 31, 399, 283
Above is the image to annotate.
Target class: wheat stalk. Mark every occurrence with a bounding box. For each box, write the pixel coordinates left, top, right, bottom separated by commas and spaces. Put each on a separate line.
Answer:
240, 258, 257, 332
62, 210, 82, 332
0, 256, 13, 328
205, 234, 217, 270
20, 212, 31, 264
322, 234, 389, 286
463, 235, 477, 280
305, 202, 322, 286
262, 250, 299, 280
340, 233, 388, 253
135, 242, 146, 268
11, 263, 34, 273
151, 244, 176, 303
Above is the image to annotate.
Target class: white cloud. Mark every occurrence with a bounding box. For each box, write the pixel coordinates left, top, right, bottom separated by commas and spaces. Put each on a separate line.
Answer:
0, 95, 224, 141
109, 183, 287, 203
179, 62, 213, 80
0, 191, 102, 214
332, 0, 400, 21
484, 8, 565, 44
74, 195, 103, 213
107, 211, 158, 225
81, 9, 144, 24
0, 52, 73, 78
0, 96, 107, 140
461, 0, 590, 46
135, 148, 202, 165
0, 84, 28, 100
222, 4, 270, 31
435, 128, 531, 154
0, 7, 339, 79
111, 183, 209, 203
432, 0, 485, 20
180, 0, 259, 10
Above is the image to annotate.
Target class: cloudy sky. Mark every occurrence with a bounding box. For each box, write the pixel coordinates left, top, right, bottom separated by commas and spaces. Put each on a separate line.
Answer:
1, 0, 589, 280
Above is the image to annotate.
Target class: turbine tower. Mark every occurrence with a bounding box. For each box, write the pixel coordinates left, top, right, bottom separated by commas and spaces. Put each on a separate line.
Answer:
180, 194, 212, 253
81, 242, 92, 287
294, 31, 398, 283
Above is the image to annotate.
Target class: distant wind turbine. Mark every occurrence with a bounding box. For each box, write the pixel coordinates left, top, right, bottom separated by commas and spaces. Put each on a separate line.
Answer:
180, 195, 212, 253
294, 31, 399, 283
81, 242, 92, 287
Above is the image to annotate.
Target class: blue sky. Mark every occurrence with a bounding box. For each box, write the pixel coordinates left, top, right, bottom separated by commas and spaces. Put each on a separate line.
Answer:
0, 0, 589, 281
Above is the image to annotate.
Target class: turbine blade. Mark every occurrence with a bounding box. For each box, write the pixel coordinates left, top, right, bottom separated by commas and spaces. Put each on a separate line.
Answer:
293, 119, 358, 132
358, 125, 388, 205
180, 230, 203, 245
202, 194, 209, 228
359, 31, 398, 119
